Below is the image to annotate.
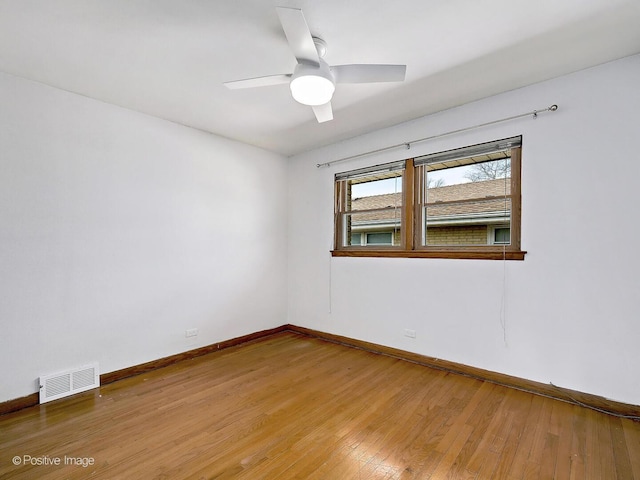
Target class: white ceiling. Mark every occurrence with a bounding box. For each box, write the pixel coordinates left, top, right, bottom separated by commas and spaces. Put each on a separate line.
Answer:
1, 0, 639, 156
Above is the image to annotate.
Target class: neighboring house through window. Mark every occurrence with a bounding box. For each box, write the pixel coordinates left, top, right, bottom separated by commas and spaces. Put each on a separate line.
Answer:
350, 232, 394, 246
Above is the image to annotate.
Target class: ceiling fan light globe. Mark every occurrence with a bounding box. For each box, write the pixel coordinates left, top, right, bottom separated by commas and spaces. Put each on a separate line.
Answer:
290, 74, 335, 106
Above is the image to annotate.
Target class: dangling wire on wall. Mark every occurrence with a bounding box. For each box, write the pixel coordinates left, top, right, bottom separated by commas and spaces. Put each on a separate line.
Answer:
316, 105, 558, 169
500, 163, 509, 347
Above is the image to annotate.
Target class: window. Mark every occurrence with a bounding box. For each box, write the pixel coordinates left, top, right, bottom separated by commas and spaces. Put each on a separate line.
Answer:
350, 232, 395, 246
490, 226, 511, 245
334, 161, 404, 250
366, 232, 394, 245
333, 137, 525, 260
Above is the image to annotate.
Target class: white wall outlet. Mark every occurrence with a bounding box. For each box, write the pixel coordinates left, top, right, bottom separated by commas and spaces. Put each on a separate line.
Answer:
185, 328, 198, 338
404, 329, 416, 338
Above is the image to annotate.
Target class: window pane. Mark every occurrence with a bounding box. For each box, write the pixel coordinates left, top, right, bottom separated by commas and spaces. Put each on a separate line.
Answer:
494, 227, 510, 244
343, 211, 401, 247
348, 173, 402, 212
424, 198, 511, 246
366, 232, 393, 245
350, 233, 362, 246
422, 158, 511, 247
426, 225, 490, 246
426, 158, 511, 190
426, 162, 510, 201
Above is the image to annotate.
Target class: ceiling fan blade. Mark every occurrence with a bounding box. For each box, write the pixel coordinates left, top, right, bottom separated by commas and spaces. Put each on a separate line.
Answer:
224, 74, 291, 90
312, 102, 333, 123
332, 64, 407, 84
276, 7, 319, 66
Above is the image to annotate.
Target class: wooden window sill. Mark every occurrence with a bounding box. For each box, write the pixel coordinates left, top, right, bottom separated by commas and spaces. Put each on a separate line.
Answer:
331, 250, 527, 260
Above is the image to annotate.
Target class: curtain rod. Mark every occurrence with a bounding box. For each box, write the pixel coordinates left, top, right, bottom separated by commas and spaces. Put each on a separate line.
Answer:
316, 104, 558, 168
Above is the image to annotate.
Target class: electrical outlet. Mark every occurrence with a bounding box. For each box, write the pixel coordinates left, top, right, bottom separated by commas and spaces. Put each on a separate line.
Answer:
185, 328, 198, 338
404, 329, 416, 338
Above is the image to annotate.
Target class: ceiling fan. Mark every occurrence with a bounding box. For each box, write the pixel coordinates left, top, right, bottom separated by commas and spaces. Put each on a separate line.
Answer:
224, 7, 407, 123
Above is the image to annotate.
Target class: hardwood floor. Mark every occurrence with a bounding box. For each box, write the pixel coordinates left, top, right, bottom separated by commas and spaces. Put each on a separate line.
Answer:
1, 332, 639, 479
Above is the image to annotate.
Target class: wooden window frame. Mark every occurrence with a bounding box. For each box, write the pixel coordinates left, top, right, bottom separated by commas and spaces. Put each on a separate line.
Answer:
333, 166, 405, 253
332, 143, 526, 261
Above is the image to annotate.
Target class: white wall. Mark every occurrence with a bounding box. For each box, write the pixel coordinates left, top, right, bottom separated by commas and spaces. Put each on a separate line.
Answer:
288, 54, 640, 405
0, 72, 288, 402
